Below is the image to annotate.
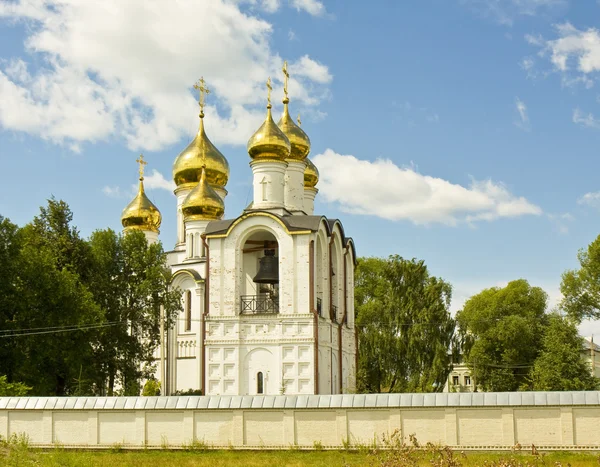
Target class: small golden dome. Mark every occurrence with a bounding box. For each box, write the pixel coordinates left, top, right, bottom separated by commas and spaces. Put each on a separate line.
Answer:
248, 105, 291, 161
182, 166, 225, 221
121, 179, 162, 233
277, 99, 310, 160
304, 158, 319, 188
173, 114, 230, 188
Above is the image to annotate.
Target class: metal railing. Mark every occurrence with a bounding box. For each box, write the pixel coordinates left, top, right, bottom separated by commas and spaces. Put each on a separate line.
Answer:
240, 294, 279, 314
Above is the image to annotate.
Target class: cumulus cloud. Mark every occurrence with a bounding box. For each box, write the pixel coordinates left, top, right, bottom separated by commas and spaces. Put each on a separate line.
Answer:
461, 0, 567, 26
0, 0, 331, 151
290, 0, 326, 16
312, 149, 542, 225
143, 169, 177, 192
102, 186, 124, 198
514, 97, 530, 131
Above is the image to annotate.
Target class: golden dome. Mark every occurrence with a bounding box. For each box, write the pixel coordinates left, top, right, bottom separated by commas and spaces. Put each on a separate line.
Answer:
277, 99, 310, 160
247, 78, 291, 161
182, 166, 225, 221
304, 158, 319, 188
121, 179, 162, 233
173, 113, 229, 188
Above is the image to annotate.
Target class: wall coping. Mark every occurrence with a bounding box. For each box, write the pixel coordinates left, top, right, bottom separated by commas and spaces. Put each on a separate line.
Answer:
2, 391, 600, 410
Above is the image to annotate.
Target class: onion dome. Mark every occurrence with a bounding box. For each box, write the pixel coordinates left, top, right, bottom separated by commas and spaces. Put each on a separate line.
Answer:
182, 166, 225, 221
247, 78, 291, 161
121, 157, 162, 233
173, 78, 229, 188
304, 158, 319, 188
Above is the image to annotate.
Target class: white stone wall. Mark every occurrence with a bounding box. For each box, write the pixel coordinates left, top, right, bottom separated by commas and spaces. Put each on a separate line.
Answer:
3, 393, 600, 449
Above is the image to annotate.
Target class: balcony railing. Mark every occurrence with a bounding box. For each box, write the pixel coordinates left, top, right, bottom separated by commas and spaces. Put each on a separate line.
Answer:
240, 294, 279, 315
316, 297, 323, 317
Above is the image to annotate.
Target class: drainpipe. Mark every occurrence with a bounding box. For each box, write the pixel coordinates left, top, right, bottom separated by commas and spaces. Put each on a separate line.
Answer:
201, 234, 210, 396
309, 240, 319, 394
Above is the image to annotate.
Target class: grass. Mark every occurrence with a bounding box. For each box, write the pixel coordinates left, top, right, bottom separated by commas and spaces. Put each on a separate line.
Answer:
1, 447, 600, 467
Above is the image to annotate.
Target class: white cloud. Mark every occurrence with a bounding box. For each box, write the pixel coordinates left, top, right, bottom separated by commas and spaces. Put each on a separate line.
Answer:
290, 0, 326, 16
102, 186, 124, 198
462, 0, 567, 26
143, 169, 176, 192
260, 0, 281, 13
547, 212, 574, 234
514, 97, 531, 131
578, 191, 600, 209
573, 108, 600, 130
0, 0, 331, 151
312, 149, 542, 225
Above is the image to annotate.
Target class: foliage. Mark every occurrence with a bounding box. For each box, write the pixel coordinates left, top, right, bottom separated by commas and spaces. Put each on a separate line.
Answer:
88, 228, 181, 396
456, 280, 548, 392
528, 314, 599, 391
142, 378, 161, 396
0, 199, 181, 396
172, 388, 203, 395
561, 234, 600, 321
356, 256, 455, 393
0, 376, 31, 397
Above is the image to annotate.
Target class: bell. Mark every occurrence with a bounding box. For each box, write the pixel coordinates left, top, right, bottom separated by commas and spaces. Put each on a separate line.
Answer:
253, 249, 279, 284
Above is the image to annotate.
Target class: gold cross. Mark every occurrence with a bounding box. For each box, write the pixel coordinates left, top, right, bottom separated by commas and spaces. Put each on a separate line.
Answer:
282, 61, 289, 99
193, 77, 210, 113
136, 154, 147, 179
266, 77, 272, 106
297, 114, 302, 126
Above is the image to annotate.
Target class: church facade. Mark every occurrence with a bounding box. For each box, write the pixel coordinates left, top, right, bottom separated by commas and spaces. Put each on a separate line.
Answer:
121, 68, 356, 396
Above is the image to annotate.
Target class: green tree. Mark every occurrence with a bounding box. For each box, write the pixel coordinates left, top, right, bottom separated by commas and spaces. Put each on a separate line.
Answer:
10, 200, 102, 395
561, 234, 600, 321
356, 256, 455, 393
88, 229, 181, 396
529, 314, 599, 391
456, 279, 548, 392
0, 375, 31, 397
0, 216, 22, 382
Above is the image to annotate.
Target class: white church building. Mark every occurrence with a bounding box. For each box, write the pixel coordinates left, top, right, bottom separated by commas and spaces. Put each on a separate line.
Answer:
120, 69, 357, 397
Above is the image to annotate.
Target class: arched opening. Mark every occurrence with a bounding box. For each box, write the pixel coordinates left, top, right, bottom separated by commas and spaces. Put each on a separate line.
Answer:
241, 230, 279, 314
257, 372, 264, 394
185, 290, 192, 332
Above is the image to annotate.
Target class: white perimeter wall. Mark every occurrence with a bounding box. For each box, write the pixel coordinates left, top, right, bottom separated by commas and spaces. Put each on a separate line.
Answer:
2, 392, 600, 449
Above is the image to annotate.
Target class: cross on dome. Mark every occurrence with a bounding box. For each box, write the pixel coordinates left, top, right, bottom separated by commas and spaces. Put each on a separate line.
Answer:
136, 154, 147, 180
193, 77, 211, 117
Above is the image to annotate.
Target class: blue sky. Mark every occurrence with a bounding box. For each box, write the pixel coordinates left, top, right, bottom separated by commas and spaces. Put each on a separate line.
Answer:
1, 0, 600, 332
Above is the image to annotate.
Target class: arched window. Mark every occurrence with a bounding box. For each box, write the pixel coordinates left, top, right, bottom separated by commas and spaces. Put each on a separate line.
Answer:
185, 291, 192, 332
257, 372, 264, 394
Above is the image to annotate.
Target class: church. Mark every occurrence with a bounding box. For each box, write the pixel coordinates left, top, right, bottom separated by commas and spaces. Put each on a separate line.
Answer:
120, 64, 357, 396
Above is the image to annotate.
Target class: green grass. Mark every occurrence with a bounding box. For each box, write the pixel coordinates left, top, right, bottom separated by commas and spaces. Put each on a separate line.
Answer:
1, 447, 600, 467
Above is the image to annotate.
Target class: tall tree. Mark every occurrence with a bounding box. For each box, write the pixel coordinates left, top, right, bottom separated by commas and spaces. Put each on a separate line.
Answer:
11, 201, 102, 395
456, 279, 548, 392
0, 216, 22, 381
356, 256, 455, 393
529, 314, 599, 391
561, 234, 600, 321
88, 229, 181, 395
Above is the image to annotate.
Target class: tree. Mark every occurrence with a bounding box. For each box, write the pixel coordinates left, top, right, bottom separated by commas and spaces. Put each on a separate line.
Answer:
0, 376, 31, 397
356, 256, 455, 393
9, 200, 102, 396
561, 234, 600, 321
0, 216, 22, 382
88, 229, 181, 395
456, 280, 548, 392
529, 314, 599, 391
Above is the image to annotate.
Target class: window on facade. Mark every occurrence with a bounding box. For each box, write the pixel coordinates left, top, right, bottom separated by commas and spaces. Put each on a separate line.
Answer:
452, 375, 459, 386
257, 372, 264, 394
185, 291, 192, 332
464, 375, 471, 386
